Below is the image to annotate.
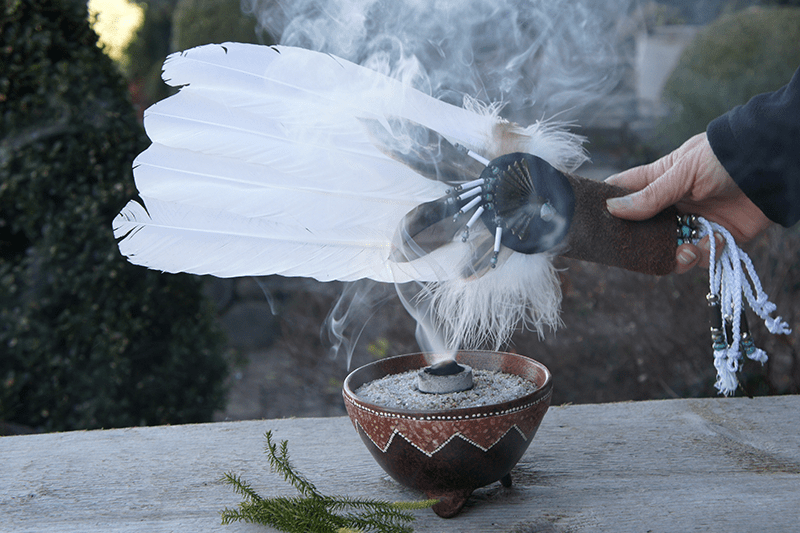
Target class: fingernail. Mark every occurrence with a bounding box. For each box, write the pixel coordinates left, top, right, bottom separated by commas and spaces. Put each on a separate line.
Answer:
701, 233, 724, 251
606, 196, 629, 211
678, 248, 697, 266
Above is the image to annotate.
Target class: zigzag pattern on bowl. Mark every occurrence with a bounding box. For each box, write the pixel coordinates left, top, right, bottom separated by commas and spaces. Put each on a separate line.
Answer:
353, 419, 530, 457
344, 390, 551, 456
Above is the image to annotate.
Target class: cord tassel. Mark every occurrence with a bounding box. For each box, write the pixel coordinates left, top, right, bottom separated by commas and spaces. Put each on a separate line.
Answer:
684, 215, 792, 395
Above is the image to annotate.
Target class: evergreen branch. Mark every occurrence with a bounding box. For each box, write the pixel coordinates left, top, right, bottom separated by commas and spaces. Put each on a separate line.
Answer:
390, 500, 441, 511
264, 430, 321, 500
336, 510, 415, 533
325, 497, 439, 513
221, 472, 263, 502
220, 431, 437, 533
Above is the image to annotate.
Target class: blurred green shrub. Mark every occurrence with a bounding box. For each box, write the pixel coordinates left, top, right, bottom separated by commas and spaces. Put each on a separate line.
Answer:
659, 6, 800, 149
1, 0, 228, 432
171, 0, 266, 51
125, 0, 177, 109
123, 0, 273, 118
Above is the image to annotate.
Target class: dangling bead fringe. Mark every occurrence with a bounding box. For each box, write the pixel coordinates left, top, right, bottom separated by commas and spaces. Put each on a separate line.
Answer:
682, 216, 792, 396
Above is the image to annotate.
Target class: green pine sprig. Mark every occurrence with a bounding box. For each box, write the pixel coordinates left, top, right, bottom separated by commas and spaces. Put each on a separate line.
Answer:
220, 431, 437, 533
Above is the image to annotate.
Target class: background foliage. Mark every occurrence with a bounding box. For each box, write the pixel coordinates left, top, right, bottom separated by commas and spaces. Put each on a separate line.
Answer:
171, 0, 262, 50
0, 0, 228, 432
125, 0, 272, 113
658, 5, 800, 149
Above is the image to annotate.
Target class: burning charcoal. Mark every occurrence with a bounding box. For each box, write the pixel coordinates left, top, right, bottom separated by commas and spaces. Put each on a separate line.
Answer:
417, 360, 473, 393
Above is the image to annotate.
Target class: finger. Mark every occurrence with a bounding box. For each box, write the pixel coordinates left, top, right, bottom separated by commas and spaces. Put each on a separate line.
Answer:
697, 232, 725, 268
606, 177, 681, 220
607, 155, 697, 221
605, 159, 668, 192
675, 243, 700, 274
673, 231, 724, 274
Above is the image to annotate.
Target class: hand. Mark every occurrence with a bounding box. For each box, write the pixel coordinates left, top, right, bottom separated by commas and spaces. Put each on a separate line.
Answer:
605, 132, 772, 274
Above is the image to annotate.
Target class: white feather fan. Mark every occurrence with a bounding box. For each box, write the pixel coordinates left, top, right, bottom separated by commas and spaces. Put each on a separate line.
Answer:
114, 43, 588, 351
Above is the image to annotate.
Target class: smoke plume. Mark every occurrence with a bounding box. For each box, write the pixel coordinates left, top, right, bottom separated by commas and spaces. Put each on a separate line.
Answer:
240, 0, 639, 361
245, 0, 638, 123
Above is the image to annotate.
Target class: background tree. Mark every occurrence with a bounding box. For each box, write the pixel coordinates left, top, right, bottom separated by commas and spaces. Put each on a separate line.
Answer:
1, 0, 228, 433
126, 0, 178, 113
171, 0, 266, 51
124, 0, 273, 118
659, 5, 800, 149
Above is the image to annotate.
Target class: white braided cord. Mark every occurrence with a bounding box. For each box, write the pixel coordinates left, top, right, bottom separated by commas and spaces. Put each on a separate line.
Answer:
693, 217, 791, 395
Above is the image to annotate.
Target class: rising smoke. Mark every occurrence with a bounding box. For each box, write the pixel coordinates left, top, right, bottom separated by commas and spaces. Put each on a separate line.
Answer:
241, 0, 642, 362
244, 0, 640, 123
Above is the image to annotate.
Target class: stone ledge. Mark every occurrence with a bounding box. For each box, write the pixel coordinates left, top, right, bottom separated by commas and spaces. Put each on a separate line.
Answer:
3, 396, 799, 532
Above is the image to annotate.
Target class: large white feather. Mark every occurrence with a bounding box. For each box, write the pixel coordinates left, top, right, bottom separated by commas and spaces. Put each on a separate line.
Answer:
114, 42, 588, 350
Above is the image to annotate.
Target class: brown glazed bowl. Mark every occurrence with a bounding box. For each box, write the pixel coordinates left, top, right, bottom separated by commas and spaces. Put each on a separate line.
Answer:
342, 350, 552, 518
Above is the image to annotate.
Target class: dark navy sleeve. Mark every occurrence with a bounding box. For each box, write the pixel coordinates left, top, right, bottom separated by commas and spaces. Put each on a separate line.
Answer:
707, 66, 800, 227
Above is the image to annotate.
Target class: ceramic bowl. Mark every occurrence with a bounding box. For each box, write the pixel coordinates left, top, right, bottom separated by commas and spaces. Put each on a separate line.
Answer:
342, 350, 552, 517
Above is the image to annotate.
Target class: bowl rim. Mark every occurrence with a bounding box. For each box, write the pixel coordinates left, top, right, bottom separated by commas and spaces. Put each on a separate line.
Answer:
342, 350, 552, 418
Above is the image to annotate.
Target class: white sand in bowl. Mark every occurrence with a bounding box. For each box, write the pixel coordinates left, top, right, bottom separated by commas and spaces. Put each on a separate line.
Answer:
355, 368, 538, 410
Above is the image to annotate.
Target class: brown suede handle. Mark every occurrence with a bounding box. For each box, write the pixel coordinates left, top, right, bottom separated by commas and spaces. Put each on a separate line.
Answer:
560, 174, 677, 276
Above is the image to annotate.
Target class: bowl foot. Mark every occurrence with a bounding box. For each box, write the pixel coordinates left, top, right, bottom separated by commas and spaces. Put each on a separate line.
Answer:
428, 488, 474, 518
501, 472, 513, 487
